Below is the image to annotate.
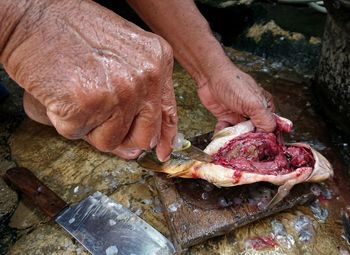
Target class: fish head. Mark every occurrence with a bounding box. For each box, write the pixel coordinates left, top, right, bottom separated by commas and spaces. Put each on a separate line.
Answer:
137, 149, 199, 178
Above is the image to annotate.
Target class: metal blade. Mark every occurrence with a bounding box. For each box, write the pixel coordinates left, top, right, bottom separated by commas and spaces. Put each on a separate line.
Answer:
172, 145, 213, 163
56, 192, 175, 255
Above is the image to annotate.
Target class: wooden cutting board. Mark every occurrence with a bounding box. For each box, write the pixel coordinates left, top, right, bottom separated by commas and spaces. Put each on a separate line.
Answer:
153, 132, 315, 251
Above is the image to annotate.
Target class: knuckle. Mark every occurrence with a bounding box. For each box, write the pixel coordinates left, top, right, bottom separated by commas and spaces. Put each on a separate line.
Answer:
143, 102, 159, 117
54, 121, 83, 140
138, 36, 173, 82
47, 101, 80, 120
47, 101, 91, 140
151, 35, 173, 61
162, 105, 177, 126
89, 136, 118, 152
249, 96, 265, 110
143, 60, 161, 80
127, 56, 160, 84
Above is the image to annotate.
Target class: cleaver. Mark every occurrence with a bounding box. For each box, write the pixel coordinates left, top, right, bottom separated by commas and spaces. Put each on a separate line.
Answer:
4, 167, 175, 255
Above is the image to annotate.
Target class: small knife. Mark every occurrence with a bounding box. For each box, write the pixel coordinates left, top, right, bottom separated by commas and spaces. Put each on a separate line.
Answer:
172, 144, 213, 163
171, 133, 213, 163
4, 167, 175, 255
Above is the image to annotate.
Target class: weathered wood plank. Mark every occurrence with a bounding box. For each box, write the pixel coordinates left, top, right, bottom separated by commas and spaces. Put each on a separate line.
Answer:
154, 132, 315, 251
155, 175, 314, 251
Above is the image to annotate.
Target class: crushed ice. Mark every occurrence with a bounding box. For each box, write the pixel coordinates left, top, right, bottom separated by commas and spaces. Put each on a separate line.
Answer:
105, 245, 118, 255
109, 219, 117, 226
134, 208, 143, 216
309, 199, 328, 223
73, 186, 80, 193
201, 192, 209, 200
294, 215, 315, 242
271, 220, 295, 249
168, 202, 180, 212
142, 199, 153, 205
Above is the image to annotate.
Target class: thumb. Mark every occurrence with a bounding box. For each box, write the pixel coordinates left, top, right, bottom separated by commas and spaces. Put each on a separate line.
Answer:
250, 107, 276, 132
214, 112, 246, 133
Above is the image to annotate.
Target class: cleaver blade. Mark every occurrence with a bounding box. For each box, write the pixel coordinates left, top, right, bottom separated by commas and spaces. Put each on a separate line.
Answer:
5, 167, 175, 255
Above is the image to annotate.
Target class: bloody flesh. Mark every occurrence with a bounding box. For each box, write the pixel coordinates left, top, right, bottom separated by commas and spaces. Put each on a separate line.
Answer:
212, 132, 315, 175
245, 236, 277, 250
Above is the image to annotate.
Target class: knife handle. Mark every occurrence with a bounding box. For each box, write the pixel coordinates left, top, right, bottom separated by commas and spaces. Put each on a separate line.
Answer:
5, 167, 67, 219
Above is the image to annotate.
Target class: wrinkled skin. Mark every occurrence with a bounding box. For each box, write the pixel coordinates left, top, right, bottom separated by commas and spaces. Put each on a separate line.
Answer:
1, 0, 176, 161
128, 0, 276, 133
197, 69, 275, 132
1, 0, 275, 161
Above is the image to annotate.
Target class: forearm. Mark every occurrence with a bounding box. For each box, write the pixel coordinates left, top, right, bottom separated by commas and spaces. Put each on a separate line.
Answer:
127, 0, 232, 86
0, 0, 31, 60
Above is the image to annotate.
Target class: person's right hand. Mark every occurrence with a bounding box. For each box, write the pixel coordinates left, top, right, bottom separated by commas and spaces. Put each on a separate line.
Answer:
0, 0, 177, 161
197, 64, 276, 133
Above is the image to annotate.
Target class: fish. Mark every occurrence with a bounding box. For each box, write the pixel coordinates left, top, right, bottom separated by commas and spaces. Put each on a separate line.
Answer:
137, 115, 333, 208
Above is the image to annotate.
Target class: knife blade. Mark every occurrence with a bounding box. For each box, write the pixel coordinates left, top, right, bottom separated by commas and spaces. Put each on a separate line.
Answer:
5, 167, 175, 255
172, 144, 213, 163
171, 132, 213, 163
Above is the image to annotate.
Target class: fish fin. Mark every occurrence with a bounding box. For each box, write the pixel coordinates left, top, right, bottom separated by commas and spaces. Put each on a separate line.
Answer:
168, 168, 191, 178
266, 180, 295, 209
167, 161, 199, 178
137, 151, 166, 172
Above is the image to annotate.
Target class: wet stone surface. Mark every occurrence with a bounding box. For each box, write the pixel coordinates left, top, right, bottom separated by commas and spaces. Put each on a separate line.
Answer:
0, 66, 23, 255
0, 178, 17, 224
196, 0, 254, 8
0, 179, 17, 255
9, 198, 47, 230
0, 49, 350, 254
9, 223, 89, 255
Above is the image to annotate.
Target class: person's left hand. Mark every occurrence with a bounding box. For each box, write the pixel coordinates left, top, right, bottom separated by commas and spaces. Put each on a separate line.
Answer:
127, 0, 275, 134
197, 65, 275, 133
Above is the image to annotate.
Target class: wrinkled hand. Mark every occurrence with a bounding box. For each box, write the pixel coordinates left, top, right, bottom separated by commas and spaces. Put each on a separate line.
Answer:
1, 0, 177, 161
197, 65, 275, 133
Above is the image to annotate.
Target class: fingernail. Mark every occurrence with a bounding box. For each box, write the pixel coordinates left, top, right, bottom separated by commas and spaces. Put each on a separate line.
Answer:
172, 133, 184, 150
127, 148, 142, 157
160, 155, 171, 162
150, 136, 158, 149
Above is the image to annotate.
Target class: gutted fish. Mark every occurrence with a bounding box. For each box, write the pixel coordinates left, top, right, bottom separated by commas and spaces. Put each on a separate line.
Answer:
138, 116, 333, 207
